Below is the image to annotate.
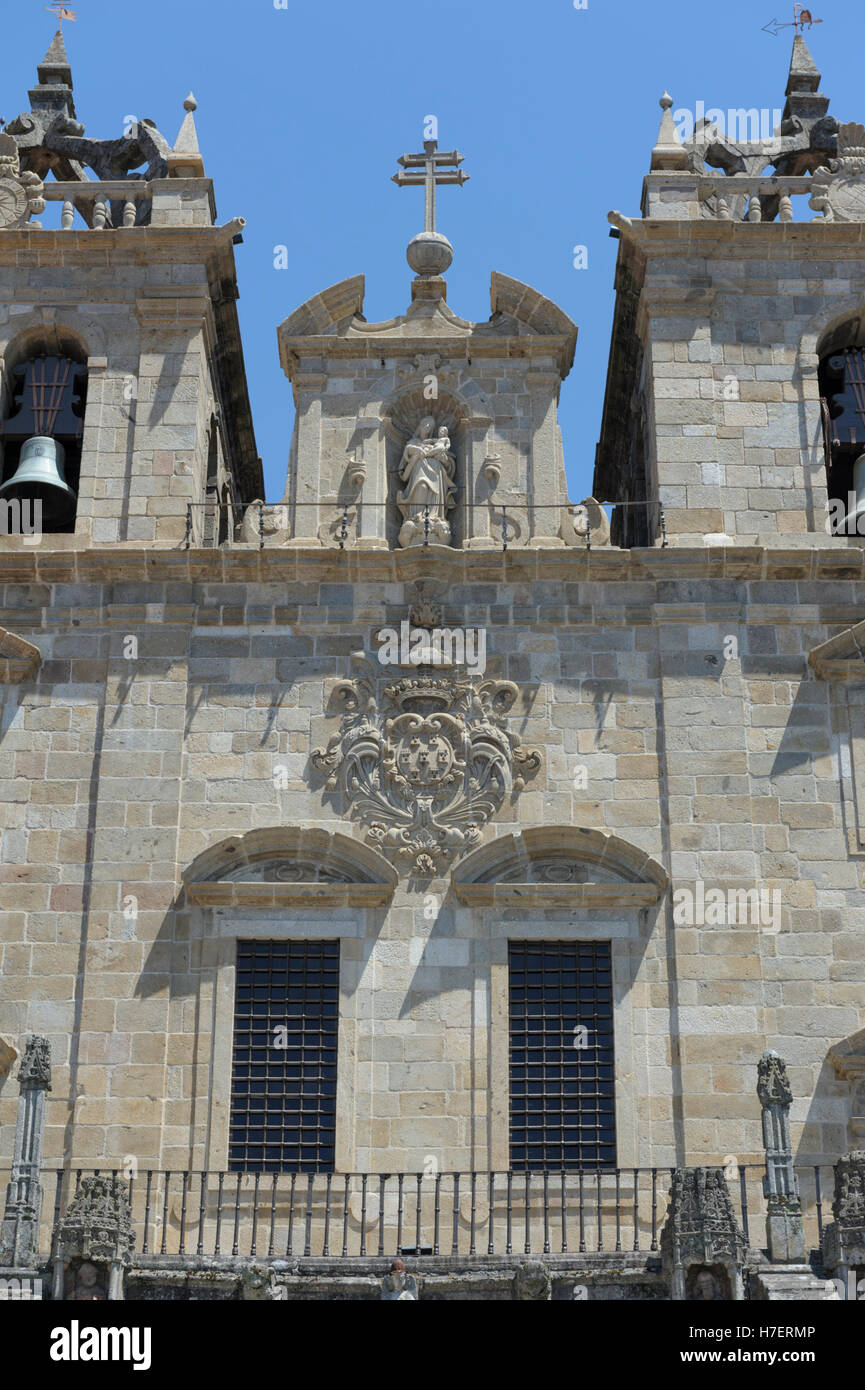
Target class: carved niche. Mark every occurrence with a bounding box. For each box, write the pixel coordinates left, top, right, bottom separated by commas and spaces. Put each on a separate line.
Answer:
312, 654, 541, 877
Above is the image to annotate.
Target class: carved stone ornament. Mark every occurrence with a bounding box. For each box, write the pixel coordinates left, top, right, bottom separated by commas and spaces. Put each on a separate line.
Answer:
822, 1151, 865, 1272
17, 1034, 52, 1089
56, 1176, 135, 1268
809, 123, 865, 222
312, 655, 541, 877
560, 497, 611, 548
0, 133, 45, 229
660, 1167, 746, 1273
757, 1049, 793, 1108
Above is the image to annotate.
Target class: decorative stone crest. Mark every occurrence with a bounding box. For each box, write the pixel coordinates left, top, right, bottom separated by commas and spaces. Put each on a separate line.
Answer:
0, 133, 45, 229
312, 655, 541, 876
810, 122, 865, 222
660, 1167, 746, 1300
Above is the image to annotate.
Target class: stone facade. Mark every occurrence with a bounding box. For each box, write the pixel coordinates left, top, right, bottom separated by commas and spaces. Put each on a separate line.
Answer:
0, 30, 864, 1298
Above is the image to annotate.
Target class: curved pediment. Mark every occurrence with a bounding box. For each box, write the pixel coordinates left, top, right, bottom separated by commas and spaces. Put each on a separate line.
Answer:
182, 826, 397, 907
452, 827, 668, 907
488, 273, 578, 375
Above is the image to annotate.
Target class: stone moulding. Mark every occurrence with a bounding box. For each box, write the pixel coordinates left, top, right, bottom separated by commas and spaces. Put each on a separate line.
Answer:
452, 826, 668, 907
0, 627, 41, 684
182, 825, 397, 907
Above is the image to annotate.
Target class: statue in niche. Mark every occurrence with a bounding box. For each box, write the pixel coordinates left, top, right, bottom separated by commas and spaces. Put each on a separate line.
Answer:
396, 416, 456, 548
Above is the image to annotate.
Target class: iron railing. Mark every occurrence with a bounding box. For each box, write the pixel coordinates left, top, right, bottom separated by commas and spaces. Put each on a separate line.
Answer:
1, 1163, 835, 1264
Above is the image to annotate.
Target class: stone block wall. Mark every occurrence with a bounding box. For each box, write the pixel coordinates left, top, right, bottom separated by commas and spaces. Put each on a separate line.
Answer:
1, 547, 863, 1180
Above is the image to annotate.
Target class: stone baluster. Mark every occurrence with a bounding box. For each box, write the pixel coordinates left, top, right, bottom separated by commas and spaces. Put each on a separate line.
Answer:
716, 197, 731, 220
757, 1050, 805, 1261
123, 199, 137, 228
61, 200, 75, 231
778, 194, 794, 222
747, 196, 762, 223
93, 199, 108, 230
0, 1036, 52, 1269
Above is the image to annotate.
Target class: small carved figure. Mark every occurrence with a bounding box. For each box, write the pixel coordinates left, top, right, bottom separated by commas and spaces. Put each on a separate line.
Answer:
67, 1261, 107, 1301
380, 1257, 418, 1300
396, 416, 456, 548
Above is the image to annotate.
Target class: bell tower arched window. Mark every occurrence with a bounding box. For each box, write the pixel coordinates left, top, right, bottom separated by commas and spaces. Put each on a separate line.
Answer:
0, 344, 87, 534
818, 317, 865, 534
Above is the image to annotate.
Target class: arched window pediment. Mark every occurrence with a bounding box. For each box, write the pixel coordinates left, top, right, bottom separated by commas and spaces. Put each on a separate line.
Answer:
452, 827, 668, 908
183, 827, 397, 907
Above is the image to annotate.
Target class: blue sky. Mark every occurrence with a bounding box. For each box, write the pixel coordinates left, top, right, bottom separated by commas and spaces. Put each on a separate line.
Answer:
3, 0, 863, 503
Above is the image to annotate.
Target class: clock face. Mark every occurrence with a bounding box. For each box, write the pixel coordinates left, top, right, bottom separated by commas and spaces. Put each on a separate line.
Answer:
0, 180, 28, 228
830, 176, 865, 222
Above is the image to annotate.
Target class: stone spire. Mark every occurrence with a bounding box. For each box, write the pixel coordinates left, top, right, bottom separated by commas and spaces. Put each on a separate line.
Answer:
167, 92, 205, 177
650, 92, 688, 171
781, 33, 829, 128
30, 28, 76, 120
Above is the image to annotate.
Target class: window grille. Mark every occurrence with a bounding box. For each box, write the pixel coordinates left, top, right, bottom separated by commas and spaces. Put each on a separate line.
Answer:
229, 940, 339, 1172
509, 940, 616, 1170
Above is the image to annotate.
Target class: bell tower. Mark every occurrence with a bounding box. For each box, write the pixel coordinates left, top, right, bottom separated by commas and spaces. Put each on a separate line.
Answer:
595, 33, 865, 549
0, 27, 261, 544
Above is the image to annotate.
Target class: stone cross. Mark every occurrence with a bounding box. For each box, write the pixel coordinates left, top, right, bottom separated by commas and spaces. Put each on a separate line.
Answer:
392, 139, 469, 235
0, 1036, 51, 1268
757, 1050, 806, 1262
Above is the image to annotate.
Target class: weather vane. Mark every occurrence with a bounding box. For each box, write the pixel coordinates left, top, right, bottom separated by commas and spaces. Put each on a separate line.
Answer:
45, 4, 77, 27
762, 4, 822, 36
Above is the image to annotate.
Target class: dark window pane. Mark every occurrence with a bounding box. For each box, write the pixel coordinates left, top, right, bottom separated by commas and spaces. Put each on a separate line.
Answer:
508, 940, 616, 1172
229, 940, 339, 1173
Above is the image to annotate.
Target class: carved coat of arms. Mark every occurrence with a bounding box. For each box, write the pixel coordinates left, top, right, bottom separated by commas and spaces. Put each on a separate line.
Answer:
0, 133, 45, 229
312, 655, 540, 876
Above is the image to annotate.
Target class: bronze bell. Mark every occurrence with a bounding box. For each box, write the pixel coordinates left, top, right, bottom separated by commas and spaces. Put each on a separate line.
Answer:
0, 436, 77, 525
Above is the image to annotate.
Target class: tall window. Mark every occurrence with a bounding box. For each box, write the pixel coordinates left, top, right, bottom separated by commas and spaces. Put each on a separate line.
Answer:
509, 940, 616, 1171
229, 940, 339, 1172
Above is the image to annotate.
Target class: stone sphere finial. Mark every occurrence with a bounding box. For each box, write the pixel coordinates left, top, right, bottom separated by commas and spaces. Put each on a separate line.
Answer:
184, 92, 198, 113
406, 230, 454, 277
660, 91, 674, 110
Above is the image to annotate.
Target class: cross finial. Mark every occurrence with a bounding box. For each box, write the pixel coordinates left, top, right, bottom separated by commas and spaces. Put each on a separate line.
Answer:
392, 138, 469, 236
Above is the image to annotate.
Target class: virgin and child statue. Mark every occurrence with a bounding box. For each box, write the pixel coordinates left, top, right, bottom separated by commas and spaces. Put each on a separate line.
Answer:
396, 415, 457, 548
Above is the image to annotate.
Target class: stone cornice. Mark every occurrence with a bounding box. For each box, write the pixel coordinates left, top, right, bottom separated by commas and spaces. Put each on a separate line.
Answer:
613, 215, 865, 255
1, 542, 865, 588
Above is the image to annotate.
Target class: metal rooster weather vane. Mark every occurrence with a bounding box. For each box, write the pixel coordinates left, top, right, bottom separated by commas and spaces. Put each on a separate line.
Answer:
762, 4, 822, 37
45, 4, 77, 27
